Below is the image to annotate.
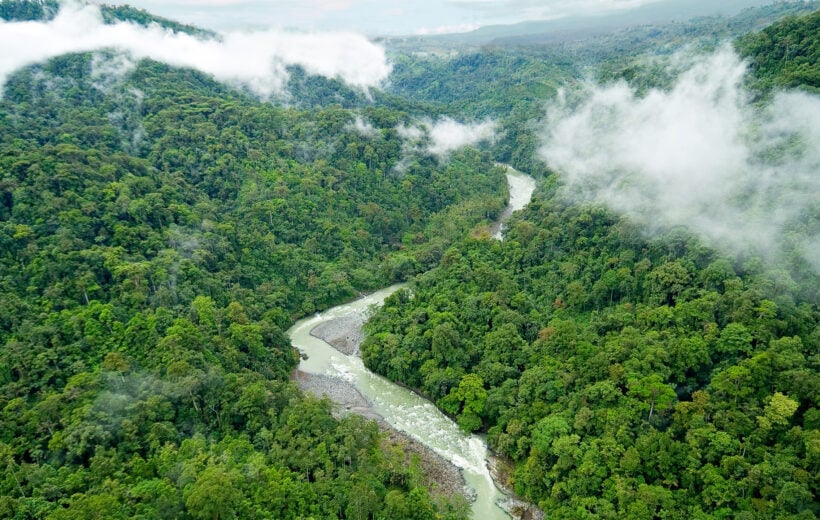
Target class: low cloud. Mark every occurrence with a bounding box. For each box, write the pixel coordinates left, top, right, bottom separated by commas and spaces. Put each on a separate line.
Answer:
347, 115, 378, 138
446, 0, 662, 20
414, 23, 481, 35
426, 117, 497, 157
540, 46, 819, 273
90, 52, 137, 91
396, 123, 426, 142
399, 117, 497, 161
0, 2, 391, 98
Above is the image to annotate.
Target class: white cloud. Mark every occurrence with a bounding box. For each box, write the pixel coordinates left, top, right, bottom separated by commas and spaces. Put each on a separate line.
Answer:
0, 2, 391, 98
540, 46, 820, 272
399, 117, 498, 160
396, 123, 427, 142
391, 117, 497, 173
446, 0, 662, 19
414, 23, 481, 35
347, 115, 378, 137
426, 117, 497, 157
90, 52, 137, 91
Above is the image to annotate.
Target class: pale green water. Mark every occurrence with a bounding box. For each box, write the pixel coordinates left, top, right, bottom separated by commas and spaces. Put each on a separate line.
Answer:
493, 165, 538, 239
287, 166, 535, 520
288, 286, 508, 520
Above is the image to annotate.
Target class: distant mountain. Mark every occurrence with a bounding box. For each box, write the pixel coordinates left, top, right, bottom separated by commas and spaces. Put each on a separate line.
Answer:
410, 0, 797, 45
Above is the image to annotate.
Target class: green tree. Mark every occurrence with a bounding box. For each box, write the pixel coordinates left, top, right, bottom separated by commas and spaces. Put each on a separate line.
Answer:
184, 466, 240, 520
629, 375, 677, 421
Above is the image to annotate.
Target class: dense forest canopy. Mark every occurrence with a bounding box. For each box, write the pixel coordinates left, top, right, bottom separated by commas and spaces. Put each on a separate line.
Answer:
0, 3, 506, 518
365, 7, 820, 519
0, 0, 818, 519
0, 0, 210, 35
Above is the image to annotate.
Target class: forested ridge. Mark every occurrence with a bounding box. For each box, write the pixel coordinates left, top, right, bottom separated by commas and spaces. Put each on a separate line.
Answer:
737, 9, 820, 92
363, 10, 820, 519
0, 0, 212, 36
385, 1, 820, 176
364, 184, 818, 518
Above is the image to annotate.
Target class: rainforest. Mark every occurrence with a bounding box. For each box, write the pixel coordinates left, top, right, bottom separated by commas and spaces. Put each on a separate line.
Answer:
0, 0, 818, 518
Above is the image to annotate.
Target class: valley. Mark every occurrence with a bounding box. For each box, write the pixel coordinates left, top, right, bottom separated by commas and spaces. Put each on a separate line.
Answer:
0, 1, 817, 519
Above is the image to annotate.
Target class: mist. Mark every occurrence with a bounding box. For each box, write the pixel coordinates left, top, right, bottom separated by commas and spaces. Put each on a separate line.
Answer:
348, 115, 378, 138
0, 2, 391, 98
399, 116, 497, 160
540, 46, 819, 273
426, 117, 498, 158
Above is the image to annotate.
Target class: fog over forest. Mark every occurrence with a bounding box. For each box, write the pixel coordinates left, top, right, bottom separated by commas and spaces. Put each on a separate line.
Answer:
0, 2, 390, 97
541, 46, 820, 273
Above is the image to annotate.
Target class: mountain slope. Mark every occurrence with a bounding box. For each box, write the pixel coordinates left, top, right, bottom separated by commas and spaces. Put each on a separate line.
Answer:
0, 10, 505, 518
365, 11, 820, 519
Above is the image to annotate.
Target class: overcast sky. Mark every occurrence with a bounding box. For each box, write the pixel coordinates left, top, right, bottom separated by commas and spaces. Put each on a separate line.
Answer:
96, 0, 668, 35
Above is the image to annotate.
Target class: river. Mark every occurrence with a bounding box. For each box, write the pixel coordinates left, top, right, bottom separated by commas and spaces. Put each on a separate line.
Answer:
287, 165, 536, 520
491, 164, 537, 240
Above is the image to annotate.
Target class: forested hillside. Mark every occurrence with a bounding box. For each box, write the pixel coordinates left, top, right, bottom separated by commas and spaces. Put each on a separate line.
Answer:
385, 1, 819, 176
737, 9, 820, 92
0, 0, 210, 35
364, 10, 820, 519
0, 9, 506, 516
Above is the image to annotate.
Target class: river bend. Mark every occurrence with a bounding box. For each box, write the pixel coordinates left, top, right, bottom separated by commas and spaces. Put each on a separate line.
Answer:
287, 165, 535, 519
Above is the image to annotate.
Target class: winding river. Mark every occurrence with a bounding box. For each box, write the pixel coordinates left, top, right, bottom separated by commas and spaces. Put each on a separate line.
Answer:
287, 165, 536, 520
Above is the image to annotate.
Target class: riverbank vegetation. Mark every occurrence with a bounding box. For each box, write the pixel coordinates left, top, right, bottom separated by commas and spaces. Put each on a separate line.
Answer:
0, 4, 505, 517
364, 10, 820, 518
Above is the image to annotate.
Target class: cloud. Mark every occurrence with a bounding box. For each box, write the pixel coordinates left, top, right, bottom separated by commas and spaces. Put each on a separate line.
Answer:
347, 115, 378, 138
396, 123, 426, 142
540, 46, 820, 273
426, 117, 498, 157
161, 0, 248, 5
399, 117, 498, 160
391, 117, 497, 173
308, 0, 360, 12
90, 52, 137, 91
446, 0, 662, 20
414, 23, 481, 35
0, 2, 391, 98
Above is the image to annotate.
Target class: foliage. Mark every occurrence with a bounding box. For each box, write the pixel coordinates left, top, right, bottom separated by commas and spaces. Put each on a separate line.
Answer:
98, 5, 215, 37
737, 9, 820, 93
1, 2, 818, 519
0, 0, 58, 21
364, 178, 819, 517
0, 0, 214, 37
364, 11, 820, 517
0, 46, 504, 518
385, 2, 819, 176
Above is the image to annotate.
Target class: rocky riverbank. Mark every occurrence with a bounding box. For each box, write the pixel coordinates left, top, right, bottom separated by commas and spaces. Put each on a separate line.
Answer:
309, 312, 366, 355
488, 456, 545, 520
306, 310, 545, 520
292, 368, 468, 500
292, 370, 379, 419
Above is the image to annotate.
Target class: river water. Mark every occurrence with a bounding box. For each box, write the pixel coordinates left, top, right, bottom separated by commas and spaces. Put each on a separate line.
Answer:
492, 164, 537, 240
287, 166, 535, 520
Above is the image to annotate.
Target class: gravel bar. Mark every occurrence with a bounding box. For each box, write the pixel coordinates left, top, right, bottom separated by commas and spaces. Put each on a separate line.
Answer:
292, 369, 468, 499
309, 313, 367, 355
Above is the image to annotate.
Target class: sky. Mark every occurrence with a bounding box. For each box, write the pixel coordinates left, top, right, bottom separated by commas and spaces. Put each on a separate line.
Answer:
95, 0, 668, 35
